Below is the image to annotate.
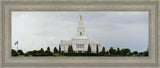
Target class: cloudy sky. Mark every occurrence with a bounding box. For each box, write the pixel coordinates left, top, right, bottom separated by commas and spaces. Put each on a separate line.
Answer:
11, 11, 148, 52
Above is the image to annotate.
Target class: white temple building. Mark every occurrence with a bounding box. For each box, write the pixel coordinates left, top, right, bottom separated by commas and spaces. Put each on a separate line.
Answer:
60, 15, 101, 53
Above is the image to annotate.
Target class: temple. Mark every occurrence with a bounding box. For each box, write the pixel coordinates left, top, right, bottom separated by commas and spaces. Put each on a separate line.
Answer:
60, 15, 101, 53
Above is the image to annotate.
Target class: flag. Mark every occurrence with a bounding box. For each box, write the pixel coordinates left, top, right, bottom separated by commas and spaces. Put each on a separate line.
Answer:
14, 40, 18, 46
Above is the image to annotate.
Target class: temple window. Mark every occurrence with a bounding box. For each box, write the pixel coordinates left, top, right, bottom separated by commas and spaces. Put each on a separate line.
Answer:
80, 32, 82, 36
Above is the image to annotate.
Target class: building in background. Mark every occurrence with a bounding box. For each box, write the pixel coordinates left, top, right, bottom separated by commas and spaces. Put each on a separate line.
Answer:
60, 15, 101, 53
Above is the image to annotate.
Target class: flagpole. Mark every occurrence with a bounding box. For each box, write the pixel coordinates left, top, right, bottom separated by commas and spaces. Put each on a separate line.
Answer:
15, 40, 19, 51
17, 45, 18, 51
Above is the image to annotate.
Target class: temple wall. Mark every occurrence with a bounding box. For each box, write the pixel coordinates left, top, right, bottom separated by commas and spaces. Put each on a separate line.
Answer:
60, 39, 102, 53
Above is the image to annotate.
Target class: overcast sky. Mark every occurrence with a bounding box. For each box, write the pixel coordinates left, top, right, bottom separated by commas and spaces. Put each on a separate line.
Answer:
11, 11, 148, 52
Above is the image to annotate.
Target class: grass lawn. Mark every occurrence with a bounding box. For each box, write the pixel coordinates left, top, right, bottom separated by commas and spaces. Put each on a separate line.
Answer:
53, 54, 65, 57
18, 55, 25, 57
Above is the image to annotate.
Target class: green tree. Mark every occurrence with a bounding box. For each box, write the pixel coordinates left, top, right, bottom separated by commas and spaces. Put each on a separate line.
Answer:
17, 50, 24, 55
143, 51, 148, 56
11, 49, 18, 56
133, 51, 138, 56
117, 48, 121, 55
96, 44, 99, 54
70, 45, 73, 53
40, 48, 44, 52
44, 47, 52, 56
68, 46, 71, 53
139, 52, 144, 56
54, 47, 59, 53
109, 47, 116, 55
25, 51, 33, 56
105, 51, 109, 55
68, 45, 73, 53
122, 48, 130, 56
87, 44, 91, 53
129, 52, 133, 56
33, 50, 39, 56
59, 45, 61, 53
121, 49, 124, 56
101, 47, 105, 54
39, 48, 45, 56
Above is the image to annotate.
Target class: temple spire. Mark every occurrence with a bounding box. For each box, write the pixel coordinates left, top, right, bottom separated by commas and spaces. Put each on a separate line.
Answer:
80, 15, 82, 21
78, 15, 85, 36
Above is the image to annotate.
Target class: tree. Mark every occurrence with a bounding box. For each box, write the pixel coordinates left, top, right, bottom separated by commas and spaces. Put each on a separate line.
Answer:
68, 46, 70, 53
59, 45, 61, 53
101, 47, 105, 54
109, 47, 116, 55
33, 50, 38, 56
68, 45, 73, 53
70, 45, 73, 52
105, 51, 109, 55
117, 48, 121, 55
96, 44, 99, 54
143, 51, 148, 56
40, 48, 44, 52
87, 44, 91, 53
44, 47, 52, 56
25, 51, 34, 56
39, 48, 45, 56
128, 52, 133, 56
133, 51, 138, 56
12, 49, 18, 56
121, 49, 124, 56
139, 52, 144, 56
54, 47, 59, 53
122, 48, 130, 56
17, 50, 24, 55
47, 47, 50, 51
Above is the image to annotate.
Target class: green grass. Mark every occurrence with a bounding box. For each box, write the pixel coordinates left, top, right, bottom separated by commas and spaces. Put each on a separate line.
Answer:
53, 54, 65, 57
29, 55, 32, 57
18, 55, 25, 57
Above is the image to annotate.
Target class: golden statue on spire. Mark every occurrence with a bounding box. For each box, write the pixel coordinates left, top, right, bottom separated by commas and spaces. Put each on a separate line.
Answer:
80, 15, 82, 21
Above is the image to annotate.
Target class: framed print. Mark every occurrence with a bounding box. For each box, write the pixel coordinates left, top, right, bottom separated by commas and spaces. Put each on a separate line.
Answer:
0, 0, 160, 68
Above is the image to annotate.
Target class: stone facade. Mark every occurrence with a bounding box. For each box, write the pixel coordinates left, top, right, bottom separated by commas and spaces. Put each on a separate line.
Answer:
60, 15, 101, 53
